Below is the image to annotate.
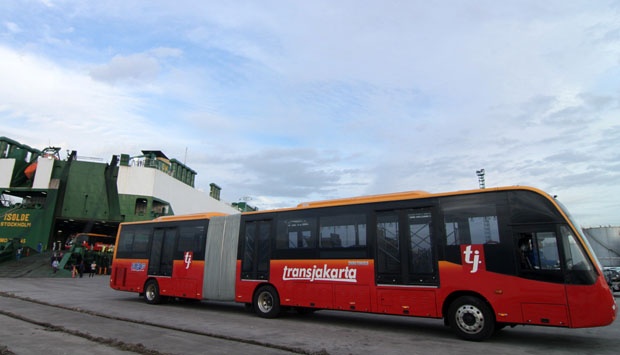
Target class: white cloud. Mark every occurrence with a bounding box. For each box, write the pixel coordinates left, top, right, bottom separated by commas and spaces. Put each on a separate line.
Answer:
90, 53, 160, 84
149, 47, 183, 59
5, 21, 21, 33
0, 45, 150, 155
39, 0, 54, 8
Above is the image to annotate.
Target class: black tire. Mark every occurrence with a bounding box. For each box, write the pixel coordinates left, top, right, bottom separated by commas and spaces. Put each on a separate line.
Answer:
447, 296, 495, 341
253, 285, 281, 318
144, 279, 163, 305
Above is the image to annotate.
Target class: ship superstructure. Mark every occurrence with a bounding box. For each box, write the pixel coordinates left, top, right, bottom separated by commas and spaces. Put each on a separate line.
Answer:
0, 136, 239, 253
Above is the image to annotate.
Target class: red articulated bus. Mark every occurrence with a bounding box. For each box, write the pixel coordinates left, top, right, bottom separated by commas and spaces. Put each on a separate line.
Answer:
109, 186, 617, 340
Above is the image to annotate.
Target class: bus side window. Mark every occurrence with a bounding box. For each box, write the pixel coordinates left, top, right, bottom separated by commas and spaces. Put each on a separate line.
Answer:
515, 228, 564, 283
319, 213, 367, 248
441, 195, 501, 246
277, 218, 317, 249
517, 231, 560, 271
535, 232, 560, 270
517, 234, 534, 269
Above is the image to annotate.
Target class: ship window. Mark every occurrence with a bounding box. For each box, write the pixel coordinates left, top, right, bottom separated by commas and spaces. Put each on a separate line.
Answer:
135, 198, 147, 215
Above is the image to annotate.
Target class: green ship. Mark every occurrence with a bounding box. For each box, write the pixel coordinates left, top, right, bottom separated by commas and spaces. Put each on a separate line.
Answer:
0, 136, 240, 259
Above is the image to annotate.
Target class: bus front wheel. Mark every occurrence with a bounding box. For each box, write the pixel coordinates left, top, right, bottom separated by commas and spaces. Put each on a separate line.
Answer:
253, 285, 281, 318
447, 296, 495, 341
144, 280, 164, 305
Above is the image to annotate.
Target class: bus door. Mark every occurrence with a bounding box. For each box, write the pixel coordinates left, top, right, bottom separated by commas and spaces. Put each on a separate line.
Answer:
514, 225, 567, 326
240, 220, 272, 281
376, 208, 438, 316
148, 227, 176, 277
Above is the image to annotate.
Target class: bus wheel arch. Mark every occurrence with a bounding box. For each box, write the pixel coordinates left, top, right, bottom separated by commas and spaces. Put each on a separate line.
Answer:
253, 284, 281, 318
443, 292, 496, 341
144, 278, 167, 305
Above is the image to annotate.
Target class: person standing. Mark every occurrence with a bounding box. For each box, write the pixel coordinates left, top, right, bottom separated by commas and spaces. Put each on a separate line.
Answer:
52, 259, 59, 274
78, 260, 85, 278
89, 261, 97, 277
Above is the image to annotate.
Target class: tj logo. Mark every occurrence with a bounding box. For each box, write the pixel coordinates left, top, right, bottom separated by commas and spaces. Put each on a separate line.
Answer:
463, 245, 482, 273
184, 251, 193, 269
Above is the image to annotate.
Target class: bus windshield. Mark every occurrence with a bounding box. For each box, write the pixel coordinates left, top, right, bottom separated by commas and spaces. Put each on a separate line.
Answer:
555, 199, 603, 270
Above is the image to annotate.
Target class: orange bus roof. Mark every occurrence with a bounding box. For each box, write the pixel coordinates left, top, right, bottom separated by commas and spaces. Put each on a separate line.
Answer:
153, 212, 228, 222
241, 186, 550, 214
297, 190, 431, 208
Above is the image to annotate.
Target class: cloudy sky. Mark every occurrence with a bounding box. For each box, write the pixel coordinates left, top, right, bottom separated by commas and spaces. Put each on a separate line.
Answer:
1, 1, 619, 226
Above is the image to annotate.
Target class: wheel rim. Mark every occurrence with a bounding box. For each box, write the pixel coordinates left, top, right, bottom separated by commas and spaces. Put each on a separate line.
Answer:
146, 284, 156, 301
257, 291, 273, 313
455, 304, 484, 334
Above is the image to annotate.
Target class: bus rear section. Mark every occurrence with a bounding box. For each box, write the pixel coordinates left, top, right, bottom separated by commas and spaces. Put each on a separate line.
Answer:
110, 213, 225, 303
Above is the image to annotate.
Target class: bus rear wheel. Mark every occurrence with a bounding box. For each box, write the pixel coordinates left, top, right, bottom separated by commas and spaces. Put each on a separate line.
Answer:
144, 280, 164, 305
447, 296, 495, 341
253, 285, 281, 318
